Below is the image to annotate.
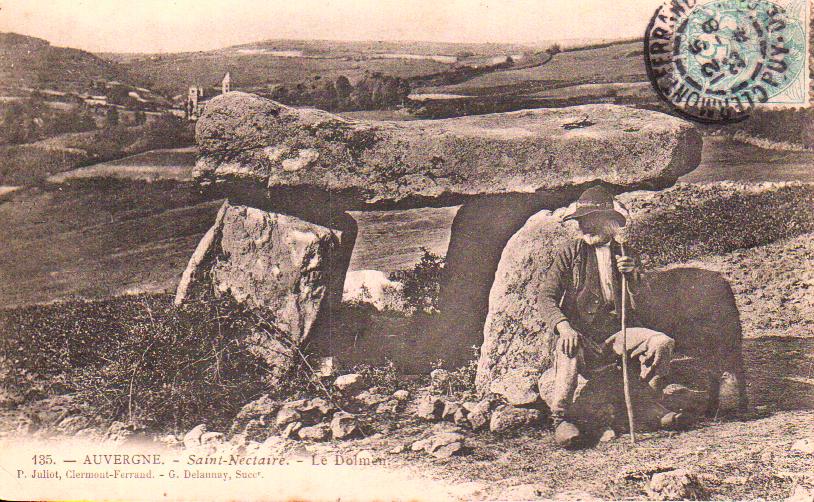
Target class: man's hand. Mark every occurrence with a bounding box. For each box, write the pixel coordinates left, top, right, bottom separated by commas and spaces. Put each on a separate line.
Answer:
556, 321, 581, 358
615, 255, 636, 274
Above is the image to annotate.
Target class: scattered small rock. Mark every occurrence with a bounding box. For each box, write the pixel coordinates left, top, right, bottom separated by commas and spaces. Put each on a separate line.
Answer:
388, 443, 408, 454
599, 429, 617, 442
57, 415, 91, 434
416, 396, 445, 421
489, 368, 541, 406
453, 407, 470, 427
354, 391, 389, 407
282, 421, 302, 439
230, 395, 281, 436
297, 398, 332, 424
791, 438, 814, 455
331, 411, 359, 440
183, 424, 207, 449
298, 424, 330, 442
420, 430, 465, 459
334, 373, 367, 394
489, 406, 542, 434
275, 407, 301, 428
200, 431, 223, 445
462, 401, 480, 413
646, 469, 708, 501
392, 390, 410, 401
442, 401, 462, 421
375, 399, 400, 414
467, 400, 492, 431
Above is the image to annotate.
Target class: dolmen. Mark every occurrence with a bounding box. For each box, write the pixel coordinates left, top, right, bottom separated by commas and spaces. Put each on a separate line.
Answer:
175, 91, 705, 394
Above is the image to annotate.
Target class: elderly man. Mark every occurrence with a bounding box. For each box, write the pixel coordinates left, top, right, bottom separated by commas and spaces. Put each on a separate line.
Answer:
539, 186, 688, 448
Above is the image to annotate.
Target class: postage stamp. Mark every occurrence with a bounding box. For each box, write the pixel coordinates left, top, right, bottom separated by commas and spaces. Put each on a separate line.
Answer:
645, 0, 811, 122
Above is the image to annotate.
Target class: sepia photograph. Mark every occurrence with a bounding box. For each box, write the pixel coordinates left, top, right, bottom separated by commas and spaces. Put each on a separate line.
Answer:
0, 0, 811, 500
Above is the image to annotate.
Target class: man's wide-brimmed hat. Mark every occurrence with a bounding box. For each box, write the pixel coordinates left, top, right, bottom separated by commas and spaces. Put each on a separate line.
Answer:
562, 186, 627, 225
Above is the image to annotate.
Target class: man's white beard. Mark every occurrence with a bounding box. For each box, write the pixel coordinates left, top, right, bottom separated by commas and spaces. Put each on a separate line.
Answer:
582, 233, 612, 246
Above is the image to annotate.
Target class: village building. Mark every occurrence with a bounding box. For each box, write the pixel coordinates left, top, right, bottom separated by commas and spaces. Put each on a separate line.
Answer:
186, 72, 232, 121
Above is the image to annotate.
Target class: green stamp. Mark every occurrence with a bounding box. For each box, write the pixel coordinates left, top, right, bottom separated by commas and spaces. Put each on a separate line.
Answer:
645, 0, 810, 122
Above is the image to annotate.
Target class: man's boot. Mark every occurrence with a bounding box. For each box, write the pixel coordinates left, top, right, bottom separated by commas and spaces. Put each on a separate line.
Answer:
660, 411, 695, 430
551, 415, 581, 449
662, 383, 709, 415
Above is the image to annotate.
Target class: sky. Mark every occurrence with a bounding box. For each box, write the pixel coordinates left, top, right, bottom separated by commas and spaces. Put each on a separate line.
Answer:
0, 0, 664, 53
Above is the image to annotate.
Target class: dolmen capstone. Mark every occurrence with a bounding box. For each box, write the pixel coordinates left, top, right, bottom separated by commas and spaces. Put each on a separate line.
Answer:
176, 91, 703, 386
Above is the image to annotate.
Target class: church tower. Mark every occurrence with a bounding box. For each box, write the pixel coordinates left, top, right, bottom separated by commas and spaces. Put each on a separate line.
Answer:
221, 72, 231, 94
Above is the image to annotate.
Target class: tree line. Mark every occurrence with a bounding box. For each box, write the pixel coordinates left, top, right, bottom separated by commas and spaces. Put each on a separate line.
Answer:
260, 71, 411, 112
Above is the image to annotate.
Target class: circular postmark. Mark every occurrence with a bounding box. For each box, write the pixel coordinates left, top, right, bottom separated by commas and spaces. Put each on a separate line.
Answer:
645, 0, 807, 123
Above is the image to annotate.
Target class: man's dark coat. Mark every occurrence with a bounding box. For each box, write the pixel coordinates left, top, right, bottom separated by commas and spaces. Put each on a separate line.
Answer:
538, 239, 642, 346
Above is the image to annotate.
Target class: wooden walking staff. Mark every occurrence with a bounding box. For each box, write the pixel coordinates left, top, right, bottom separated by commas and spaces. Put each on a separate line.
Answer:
620, 241, 636, 444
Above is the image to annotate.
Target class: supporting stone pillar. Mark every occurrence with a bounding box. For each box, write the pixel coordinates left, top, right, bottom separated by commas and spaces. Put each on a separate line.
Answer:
175, 201, 357, 386
435, 190, 583, 367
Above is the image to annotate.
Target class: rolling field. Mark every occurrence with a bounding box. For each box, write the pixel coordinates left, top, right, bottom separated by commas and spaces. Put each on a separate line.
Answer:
47, 147, 197, 183
415, 41, 646, 96
110, 39, 550, 98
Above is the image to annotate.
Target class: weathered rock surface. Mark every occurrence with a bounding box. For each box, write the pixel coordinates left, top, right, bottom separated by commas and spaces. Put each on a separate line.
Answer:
230, 395, 281, 438
175, 201, 353, 386
646, 469, 707, 501
416, 396, 446, 421
489, 367, 541, 406
334, 373, 366, 394
194, 93, 701, 210
330, 411, 359, 439
489, 405, 543, 434
476, 210, 573, 392
297, 423, 330, 441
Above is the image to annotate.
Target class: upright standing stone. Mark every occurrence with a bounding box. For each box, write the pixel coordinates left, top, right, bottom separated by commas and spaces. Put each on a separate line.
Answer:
175, 201, 352, 386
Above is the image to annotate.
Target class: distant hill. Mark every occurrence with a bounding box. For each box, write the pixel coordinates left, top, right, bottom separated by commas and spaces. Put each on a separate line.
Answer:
0, 32, 131, 95
108, 37, 647, 108
106, 39, 562, 99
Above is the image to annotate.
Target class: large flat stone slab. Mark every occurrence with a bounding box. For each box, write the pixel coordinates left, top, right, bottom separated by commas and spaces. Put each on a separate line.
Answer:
194, 92, 701, 209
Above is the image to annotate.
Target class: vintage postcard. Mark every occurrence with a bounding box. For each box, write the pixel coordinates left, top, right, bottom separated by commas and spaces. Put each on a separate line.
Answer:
0, 0, 812, 500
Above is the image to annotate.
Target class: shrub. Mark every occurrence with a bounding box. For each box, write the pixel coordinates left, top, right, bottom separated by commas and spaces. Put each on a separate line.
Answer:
0, 294, 272, 432
389, 248, 445, 314
350, 360, 401, 395
429, 348, 479, 400
0, 98, 97, 145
